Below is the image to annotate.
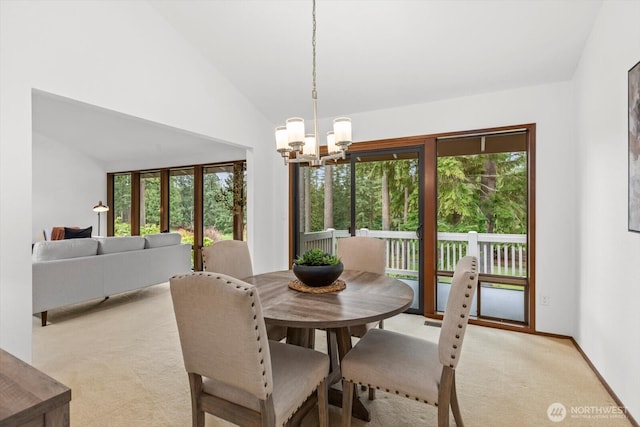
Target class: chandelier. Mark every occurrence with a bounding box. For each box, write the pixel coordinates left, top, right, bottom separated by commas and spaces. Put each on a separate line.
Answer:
274, 0, 352, 166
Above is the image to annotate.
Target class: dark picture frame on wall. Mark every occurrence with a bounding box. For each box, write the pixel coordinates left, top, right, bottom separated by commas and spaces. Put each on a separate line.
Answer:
629, 60, 640, 232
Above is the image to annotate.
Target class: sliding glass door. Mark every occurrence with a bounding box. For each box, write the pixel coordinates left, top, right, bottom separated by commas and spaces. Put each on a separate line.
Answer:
291, 125, 534, 328
435, 131, 530, 325
294, 147, 424, 313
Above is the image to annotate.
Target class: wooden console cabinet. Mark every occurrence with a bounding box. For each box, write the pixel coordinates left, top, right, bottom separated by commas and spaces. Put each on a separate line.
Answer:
0, 348, 71, 426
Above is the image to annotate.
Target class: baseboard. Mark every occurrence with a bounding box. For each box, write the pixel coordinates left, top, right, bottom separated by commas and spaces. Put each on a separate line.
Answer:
570, 337, 638, 427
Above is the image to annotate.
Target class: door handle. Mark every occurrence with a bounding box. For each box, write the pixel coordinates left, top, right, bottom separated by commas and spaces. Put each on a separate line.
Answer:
416, 223, 423, 240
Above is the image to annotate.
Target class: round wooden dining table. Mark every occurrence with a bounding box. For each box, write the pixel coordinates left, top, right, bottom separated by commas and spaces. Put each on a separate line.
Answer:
243, 269, 414, 421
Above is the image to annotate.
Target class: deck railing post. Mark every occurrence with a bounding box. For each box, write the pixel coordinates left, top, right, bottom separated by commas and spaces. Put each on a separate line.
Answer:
466, 231, 479, 257
327, 228, 336, 255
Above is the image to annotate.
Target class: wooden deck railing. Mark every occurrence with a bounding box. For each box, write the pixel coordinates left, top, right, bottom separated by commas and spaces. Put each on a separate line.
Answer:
299, 229, 527, 278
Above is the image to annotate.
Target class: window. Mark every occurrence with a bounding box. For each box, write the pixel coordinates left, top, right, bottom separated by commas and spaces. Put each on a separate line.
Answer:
113, 173, 132, 236
170, 168, 195, 243
107, 161, 246, 271
140, 171, 161, 236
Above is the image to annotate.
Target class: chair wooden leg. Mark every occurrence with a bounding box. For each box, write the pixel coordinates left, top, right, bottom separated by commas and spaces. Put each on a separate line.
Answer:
326, 331, 339, 374
317, 379, 329, 427
260, 395, 276, 427
342, 380, 354, 427
368, 318, 382, 400
188, 373, 205, 427
450, 371, 464, 427
41, 311, 48, 327
438, 367, 454, 427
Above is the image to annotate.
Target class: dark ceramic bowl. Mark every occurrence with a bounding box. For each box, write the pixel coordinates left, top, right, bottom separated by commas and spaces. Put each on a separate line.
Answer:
292, 262, 344, 287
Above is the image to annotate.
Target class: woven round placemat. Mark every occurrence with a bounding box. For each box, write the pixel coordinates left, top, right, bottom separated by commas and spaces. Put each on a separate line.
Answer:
288, 279, 346, 294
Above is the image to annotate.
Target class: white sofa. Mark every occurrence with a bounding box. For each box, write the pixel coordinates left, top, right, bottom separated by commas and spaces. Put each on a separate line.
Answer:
32, 233, 191, 326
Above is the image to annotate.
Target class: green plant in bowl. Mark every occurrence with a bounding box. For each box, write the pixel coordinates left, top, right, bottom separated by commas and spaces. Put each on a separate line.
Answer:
293, 248, 343, 287
295, 248, 341, 266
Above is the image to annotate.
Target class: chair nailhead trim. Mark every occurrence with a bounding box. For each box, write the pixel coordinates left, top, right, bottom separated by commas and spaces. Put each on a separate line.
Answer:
343, 379, 434, 406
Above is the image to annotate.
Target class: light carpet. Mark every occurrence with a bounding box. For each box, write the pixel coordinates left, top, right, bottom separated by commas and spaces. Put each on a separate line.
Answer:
32, 283, 630, 427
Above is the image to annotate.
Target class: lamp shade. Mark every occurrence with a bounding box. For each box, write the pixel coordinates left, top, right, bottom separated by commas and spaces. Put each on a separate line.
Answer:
333, 117, 352, 145
286, 117, 305, 145
327, 131, 338, 154
275, 126, 289, 151
93, 201, 109, 213
303, 134, 317, 156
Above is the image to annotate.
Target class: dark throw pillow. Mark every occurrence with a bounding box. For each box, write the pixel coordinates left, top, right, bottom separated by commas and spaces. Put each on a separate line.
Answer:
64, 226, 92, 239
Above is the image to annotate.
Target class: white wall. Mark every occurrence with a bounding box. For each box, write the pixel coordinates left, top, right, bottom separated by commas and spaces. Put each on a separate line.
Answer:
0, 0, 287, 362
32, 132, 107, 239
349, 81, 579, 336
573, 0, 640, 418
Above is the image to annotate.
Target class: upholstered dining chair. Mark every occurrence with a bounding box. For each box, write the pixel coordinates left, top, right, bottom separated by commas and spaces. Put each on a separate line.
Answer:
171, 272, 330, 427
202, 240, 287, 342
202, 239, 253, 280
337, 236, 386, 336
335, 236, 387, 400
340, 256, 479, 427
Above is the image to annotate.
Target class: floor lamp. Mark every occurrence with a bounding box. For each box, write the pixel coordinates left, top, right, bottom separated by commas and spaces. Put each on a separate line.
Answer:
93, 201, 109, 237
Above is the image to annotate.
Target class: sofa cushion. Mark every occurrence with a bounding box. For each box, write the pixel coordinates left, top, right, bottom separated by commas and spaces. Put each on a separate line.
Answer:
96, 236, 146, 255
144, 232, 182, 248
64, 226, 92, 239
32, 239, 98, 262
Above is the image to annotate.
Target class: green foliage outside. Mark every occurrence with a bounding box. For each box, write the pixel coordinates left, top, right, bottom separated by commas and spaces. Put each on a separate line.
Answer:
437, 152, 526, 234
295, 248, 341, 266
301, 151, 526, 236
112, 167, 243, 242
303, 159, 420, 233
114, 218, 167, 237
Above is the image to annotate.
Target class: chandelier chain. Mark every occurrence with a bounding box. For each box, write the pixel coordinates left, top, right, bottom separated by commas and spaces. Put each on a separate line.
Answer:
312, 0, 317, 100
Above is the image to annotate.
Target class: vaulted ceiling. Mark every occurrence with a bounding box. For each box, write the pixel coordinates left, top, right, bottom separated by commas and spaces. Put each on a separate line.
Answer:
33, 0, 603, 166
151, 0, 602, 123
